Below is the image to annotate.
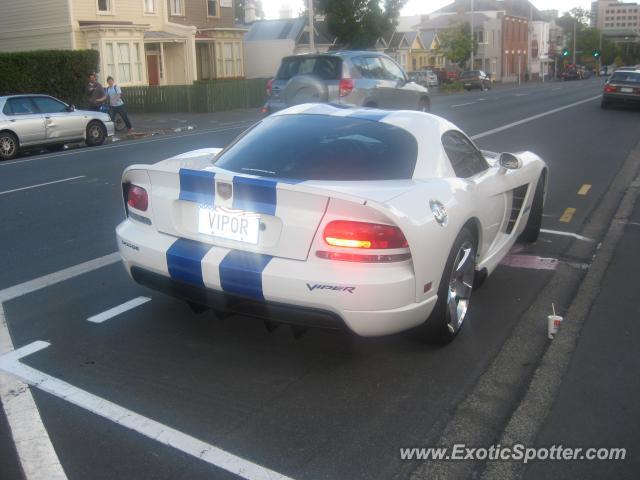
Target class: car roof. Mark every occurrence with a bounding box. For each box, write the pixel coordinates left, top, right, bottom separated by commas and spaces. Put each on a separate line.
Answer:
281, 50, 390, 60
0, 94, 57, 100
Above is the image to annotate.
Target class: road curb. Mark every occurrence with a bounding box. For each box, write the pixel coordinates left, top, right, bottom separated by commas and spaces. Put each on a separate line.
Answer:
480, 142, 640, 480
407, 140, 640, 480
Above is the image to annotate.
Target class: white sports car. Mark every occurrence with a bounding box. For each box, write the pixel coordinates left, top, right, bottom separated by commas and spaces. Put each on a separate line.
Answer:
116, 104, 547, 344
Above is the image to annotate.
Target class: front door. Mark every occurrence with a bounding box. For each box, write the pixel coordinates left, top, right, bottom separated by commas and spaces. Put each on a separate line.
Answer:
32, 96, 85, 142
3, 97, 46, 146
146, 54, 160, 86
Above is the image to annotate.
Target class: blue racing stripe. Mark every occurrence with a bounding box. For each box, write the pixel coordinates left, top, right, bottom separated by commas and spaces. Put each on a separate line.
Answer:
232, 176, 277, 215
166, 238, 211, 287
179, 169, 215, 206
219, 250, 273, 300
348, 110, 390, 122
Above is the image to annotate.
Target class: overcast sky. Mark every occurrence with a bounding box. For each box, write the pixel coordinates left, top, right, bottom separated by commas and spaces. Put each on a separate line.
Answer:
261, 0, 594, 20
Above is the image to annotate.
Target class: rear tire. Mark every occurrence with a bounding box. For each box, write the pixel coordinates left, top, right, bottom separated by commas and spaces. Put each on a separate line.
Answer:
518, 173, 545, 243
418, 227, 476, 345
0, 131, 19, 160
85, 121, 106, 147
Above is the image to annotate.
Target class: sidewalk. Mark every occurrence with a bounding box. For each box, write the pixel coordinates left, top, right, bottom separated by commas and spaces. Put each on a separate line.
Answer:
115, 108, 264, 140
522, 199, 640, 479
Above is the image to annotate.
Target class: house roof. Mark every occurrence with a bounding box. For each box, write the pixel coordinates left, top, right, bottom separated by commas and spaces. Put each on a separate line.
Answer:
419, 12, 494, 30
145, 31, 183, 40
420, 31, 438, 49
244, 17, 335, 46
433, 0, 545, 21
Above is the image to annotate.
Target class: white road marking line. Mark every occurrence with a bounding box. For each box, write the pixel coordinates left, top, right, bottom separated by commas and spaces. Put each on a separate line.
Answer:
515, 93, 529, 96
0, 121, 256, 167
0, 341, 295, 480
451, 102, 477, 108
0, 252, 120, 302
540, 228, 595, 242
552, 87, 561, 91
501, 255, 559, 270
0, 176, 85, 196
0, 306, 67, 480
87, 297, 151, 323
470, 95, 601, 140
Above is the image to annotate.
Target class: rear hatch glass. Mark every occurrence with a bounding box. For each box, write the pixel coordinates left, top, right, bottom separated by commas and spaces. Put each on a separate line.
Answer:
276, 56, 342, 81
214, 114, 418, 181
459, 71, 479, 79
610, 71, 640, 84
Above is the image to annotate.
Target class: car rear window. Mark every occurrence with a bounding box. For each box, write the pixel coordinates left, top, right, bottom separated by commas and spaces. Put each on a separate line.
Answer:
276, 56, 342, 81
215, 114, 418, 181
459, 71, 479, 79
610, 71, 640, 83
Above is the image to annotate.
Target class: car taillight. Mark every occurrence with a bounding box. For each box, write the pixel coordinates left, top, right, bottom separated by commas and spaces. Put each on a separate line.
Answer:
604, 84, 617, 93
323, 221, 408, 249
266, 78, 274, 96
339, 78, 354, 97
127, 184, 148, 212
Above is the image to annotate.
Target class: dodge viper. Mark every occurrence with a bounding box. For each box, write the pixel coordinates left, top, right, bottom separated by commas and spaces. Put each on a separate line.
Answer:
116, 103, 547, 344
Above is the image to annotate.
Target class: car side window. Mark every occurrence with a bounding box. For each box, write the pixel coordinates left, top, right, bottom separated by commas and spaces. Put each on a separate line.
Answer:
442, 131, 489, 178
32, 97, 67, 114
6, 97, 37, 115
363, 57, 386, 79
352, 56, 372, 78
380, 57, 406, 82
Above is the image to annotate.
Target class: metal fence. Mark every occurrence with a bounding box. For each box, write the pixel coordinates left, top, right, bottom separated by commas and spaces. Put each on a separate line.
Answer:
121, 78, 269, 114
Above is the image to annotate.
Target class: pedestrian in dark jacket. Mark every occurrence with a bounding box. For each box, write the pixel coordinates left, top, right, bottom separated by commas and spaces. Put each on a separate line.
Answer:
87, 73, 106, 111
106, 76, 133, 133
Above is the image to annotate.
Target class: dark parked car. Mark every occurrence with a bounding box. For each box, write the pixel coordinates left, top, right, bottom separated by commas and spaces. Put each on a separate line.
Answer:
263, 51, 430, 113
601, 68, 640, 109
459, 70, 491, 91
561, 68, 580, 80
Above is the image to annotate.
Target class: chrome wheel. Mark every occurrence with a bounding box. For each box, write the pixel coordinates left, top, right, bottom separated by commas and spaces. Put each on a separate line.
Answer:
89, 125, 102, 140
86, 122, 106, 146
446, 240, 475, 333
0, 135, 16, 158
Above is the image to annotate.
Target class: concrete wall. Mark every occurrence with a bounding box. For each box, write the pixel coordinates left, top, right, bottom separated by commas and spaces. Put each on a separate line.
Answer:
0, 0, 73, 52
243, 39, 294, 78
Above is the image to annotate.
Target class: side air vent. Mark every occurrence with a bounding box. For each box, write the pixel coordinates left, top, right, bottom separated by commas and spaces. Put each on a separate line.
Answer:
506, 184, 529, 234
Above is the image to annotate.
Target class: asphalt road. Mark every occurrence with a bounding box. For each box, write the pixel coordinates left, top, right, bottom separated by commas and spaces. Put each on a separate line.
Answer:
1, 78, 639, 480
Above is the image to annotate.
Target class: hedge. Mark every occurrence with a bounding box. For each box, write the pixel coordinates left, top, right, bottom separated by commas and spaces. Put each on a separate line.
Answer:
0, 50, 100, 107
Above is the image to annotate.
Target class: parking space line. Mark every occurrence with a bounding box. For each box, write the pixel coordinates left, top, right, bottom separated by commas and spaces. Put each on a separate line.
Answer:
0, 176, 85, 196
0, 341, 294, 480
577, 184, 592, 195
559, 207, 577, 223
0, 252, 120, 302
87, 297, 151, 324
540, 229, 595, 242
0, 305, 67, 480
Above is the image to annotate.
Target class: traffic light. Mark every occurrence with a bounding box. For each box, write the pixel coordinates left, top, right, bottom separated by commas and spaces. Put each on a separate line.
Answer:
592, 49, 601, 58
562, 48, 570, 57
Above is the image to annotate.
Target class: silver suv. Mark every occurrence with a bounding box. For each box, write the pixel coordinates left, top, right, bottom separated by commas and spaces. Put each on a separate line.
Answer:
263, 51, 430, 113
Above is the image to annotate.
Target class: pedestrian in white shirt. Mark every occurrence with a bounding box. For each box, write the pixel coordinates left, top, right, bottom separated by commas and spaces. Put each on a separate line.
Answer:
105, 76, 133, 133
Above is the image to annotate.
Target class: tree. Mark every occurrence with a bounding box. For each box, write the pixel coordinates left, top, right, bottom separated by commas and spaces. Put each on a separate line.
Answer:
235, 0, 265, 24
437, 21, 474, 69
316, 0, 407, 49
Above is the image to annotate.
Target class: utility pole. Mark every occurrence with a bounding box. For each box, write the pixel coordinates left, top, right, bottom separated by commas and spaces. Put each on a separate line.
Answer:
572, 19, 576, 65
308, 0, 315, 53
470, 0, 475, 69
598, 29, 602, 75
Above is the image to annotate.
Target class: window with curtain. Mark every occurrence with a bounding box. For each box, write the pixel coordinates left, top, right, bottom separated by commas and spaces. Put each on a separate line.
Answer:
133, 43, 142, 82
117, 43, 131, 83
144, 0, 156, 13
207, 0, 218, 16
170, 0, 183, 15
224, 43, 233, 77
98, 0, 111, 13
105, 43, 115, 79
233, 42, 242, 76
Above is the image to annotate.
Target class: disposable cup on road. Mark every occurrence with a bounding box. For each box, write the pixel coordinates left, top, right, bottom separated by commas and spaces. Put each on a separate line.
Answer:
548, 315, 563, 339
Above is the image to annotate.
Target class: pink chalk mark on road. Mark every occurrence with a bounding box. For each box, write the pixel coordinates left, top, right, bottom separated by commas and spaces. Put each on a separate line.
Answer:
500, 255, 559, 270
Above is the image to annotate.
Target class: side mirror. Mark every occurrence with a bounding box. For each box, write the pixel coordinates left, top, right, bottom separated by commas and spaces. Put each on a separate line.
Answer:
498, 152, 522, 173
66, 104, 76, 112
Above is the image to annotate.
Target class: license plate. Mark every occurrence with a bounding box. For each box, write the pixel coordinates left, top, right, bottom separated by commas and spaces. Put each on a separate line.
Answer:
621, 87, 633, 93
198, 206, 260, 244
